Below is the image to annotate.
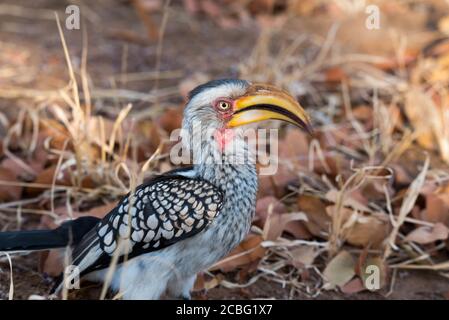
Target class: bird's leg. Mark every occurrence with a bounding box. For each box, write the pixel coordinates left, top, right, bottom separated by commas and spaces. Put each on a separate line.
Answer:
166, 274, 196, 300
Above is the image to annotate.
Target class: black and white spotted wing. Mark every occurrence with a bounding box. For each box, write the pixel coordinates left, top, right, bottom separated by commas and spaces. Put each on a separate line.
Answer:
84, 175, 223, 268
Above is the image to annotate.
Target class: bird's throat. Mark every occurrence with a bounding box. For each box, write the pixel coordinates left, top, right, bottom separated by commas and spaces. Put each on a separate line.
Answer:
213, 128, 235, 152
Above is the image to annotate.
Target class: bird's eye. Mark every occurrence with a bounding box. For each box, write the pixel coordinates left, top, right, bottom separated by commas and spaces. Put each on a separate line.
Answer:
217, 100, 231, 111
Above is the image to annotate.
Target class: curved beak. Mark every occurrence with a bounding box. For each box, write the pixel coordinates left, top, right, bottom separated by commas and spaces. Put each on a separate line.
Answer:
227, 83, 313, 134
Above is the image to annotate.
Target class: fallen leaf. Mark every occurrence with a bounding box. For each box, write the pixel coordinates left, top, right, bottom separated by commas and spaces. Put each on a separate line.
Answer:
325, 189, 372, 213
258, 165, 296, 198
0, 167, 22, 201
297, 195, 330, 238
263, 211, 308, 241
290, 245, 319, 268
352, 105, 373, 122
183, 0, 200, 14
25, 165, 71, 197
157, 108, 183, 133
439, 16, 449, 36
323, 250, 356, 290
201, 0, 222, 17
254, 196, 285, 227
211, 234, 265, 272
404, 222, 449, 244
325, 67, 348, 83
345, 216, 390, 248
341, 277, 365, 294
423, 193, 449, 226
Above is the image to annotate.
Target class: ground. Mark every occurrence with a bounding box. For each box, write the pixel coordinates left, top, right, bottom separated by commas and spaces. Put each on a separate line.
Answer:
0, 0, 448, 300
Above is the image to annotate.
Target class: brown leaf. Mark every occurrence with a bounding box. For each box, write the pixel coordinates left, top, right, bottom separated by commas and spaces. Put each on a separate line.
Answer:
131, 0, 159, 40
263, 211, 308, 241
157, 108, 183, 133
0, 167, 22, 201
38, 249, 63, 277
201, 0, 222, 17
404, 222, 449, 244
297, 195, 330, 237
352, 105, 373, 122
258, 165, 296, 198
255, 196, 311, 239
254, 196, 285, 226
404, 90, 438, 151
325, 189, 372, 213
423, 193, 449, 226
183, 0, 200, 14
25, 165, 71, 197
345, 215, 390, 248
341, 277, 365, 294
247, 0, 275, 15
211, 234, 265, 272
391, 164, 413, 186
279, 129, 309, 160
325, 67, 348, 83
39, 118, 70, 152
290, 245, 319, 268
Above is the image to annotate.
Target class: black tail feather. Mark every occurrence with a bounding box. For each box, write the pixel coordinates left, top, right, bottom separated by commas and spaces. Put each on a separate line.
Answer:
0, 216, 100, 251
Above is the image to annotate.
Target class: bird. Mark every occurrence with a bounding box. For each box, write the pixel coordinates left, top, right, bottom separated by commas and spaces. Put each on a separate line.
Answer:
0, 79, 312, 300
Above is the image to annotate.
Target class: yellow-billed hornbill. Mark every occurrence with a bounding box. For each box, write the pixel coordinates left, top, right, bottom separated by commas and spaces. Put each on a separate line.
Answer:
0, 79, 311, 299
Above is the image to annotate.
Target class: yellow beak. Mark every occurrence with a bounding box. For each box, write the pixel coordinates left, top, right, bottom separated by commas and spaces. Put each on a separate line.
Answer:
227, 83, 313, 134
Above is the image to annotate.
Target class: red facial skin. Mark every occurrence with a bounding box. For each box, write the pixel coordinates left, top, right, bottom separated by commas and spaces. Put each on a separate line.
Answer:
212, 98, 235, 151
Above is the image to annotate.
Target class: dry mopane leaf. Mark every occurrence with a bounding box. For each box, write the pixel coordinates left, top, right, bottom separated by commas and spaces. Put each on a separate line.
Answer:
157, 108, 183, 133
39, 118, 70, 152
325, 189, 372, 213
259, 129, 311, 192
133, 119, 162, 160
325, 67, 348, 84
341, 277, 365, 294
289, 245, 320, 268
210, 234, 265, 272
254, 196, 285, 226
404, 90, 441, 151
263, 211, 308, 241
323, 250, 356, 290
404, 222, 449, 244
297, 195, 330, 238
258, 165, 296, 198
183, 0, 200, 14
345, 215, 390, 248
0, 166, 21, 201
278, 129, 309, 163
255, 196, 310, 239
25, 165, 72, 197
326, 205, 390, 248
423, 193, 449, 226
